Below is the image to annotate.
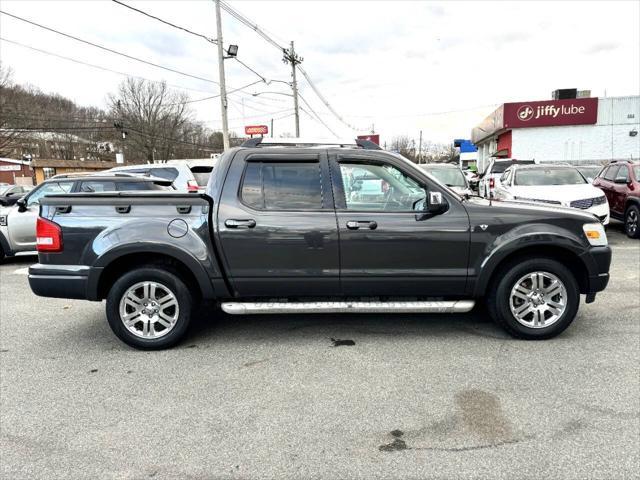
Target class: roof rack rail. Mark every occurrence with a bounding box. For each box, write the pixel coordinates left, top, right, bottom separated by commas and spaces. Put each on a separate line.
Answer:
240, 137, 382, 150
610, 159, 633, 163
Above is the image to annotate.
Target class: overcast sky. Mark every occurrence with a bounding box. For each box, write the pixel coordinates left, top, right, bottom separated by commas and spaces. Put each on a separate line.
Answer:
1, 0, 639, 145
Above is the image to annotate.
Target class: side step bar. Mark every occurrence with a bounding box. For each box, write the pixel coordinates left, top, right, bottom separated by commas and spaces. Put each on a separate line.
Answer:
221, 300, 475, 315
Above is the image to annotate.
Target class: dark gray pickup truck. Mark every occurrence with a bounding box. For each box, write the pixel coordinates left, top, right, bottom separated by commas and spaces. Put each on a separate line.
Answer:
29, 138, 611, 349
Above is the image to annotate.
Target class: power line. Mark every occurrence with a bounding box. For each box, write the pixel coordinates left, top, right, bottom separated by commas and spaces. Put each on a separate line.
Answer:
219, 1, 286, 53
298, 93, 338, 137
217, 1, 358, 132
0, 10, 220, 85
297, 66, 361, 131
0, 37, 218, 95
111, 0, 218, 44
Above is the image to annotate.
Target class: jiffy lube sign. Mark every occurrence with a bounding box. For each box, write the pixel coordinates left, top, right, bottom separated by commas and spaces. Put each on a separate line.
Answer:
504, 97, 598, 128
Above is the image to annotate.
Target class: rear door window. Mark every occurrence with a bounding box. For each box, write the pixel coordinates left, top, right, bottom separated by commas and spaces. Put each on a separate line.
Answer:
603, 165, 619, 181
241, 162, 323, 210
79, 181, 117, 192
124, 168, 179, 182
116, 181, 170, 191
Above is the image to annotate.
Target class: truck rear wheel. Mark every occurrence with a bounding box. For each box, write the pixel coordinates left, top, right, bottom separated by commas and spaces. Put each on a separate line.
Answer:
487, 257, 579, 340
106, 267, 193, 350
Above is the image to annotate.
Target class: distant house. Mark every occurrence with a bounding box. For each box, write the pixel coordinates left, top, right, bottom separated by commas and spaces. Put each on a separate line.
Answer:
0, 129, 113, 162
0, 157, 33, 185
30, 159, 115, 184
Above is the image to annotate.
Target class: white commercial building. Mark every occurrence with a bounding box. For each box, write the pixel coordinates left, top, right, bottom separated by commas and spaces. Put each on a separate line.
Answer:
471, 95, 640, 173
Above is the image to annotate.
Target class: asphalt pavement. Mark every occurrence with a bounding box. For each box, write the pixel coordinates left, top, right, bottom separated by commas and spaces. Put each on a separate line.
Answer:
1, 221, 639, 479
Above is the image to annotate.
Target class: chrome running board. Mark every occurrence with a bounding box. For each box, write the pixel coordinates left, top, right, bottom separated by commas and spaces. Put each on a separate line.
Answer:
221, 300, 475, 315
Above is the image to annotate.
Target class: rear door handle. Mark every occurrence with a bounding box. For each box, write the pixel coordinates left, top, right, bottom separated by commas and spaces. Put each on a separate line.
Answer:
346, 220, 377, 230
225, 219, 256, 229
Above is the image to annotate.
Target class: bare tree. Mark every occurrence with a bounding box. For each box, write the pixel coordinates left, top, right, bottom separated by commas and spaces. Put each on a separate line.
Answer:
390, 135, 417, 162
0, 63, 24, 157
108, 78, 194, 162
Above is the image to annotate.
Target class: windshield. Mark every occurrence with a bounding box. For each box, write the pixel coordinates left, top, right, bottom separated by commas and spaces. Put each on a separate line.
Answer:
576, 166, 602, 178
515, 168, 587, 186
0, 186, 12, 195
421, 167, 466, 187
490, 160, 535, 174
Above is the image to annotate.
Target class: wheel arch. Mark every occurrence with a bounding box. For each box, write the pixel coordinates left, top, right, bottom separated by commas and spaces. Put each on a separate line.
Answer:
475, 244, 590, 297
91, 246, 215, 301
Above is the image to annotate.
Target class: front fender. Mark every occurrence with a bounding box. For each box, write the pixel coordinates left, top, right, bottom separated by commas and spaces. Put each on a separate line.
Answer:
85, 218, 218, 299
473, 223, 589, 297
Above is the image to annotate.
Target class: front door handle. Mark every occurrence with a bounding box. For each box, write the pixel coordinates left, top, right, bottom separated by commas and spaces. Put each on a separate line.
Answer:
225, 219, 256, 229
346, 220, 377, 230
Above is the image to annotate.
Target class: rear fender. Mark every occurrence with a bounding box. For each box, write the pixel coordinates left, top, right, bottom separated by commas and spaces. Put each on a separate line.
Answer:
87, 219, 219, 299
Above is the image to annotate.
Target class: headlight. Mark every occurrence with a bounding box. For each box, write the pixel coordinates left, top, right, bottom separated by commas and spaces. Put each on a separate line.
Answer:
582, 222, 608, 246
0, 215, 7, 226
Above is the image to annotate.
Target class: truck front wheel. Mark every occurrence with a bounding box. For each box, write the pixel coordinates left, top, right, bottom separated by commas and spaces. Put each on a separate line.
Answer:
106, 267, 193, 350
487, 257, 580, 339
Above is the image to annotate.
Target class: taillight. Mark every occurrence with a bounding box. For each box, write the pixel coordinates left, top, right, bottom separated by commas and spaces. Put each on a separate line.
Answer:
187, 180, 199, 192
489, 177, 495, 190
36, 217, 63, 252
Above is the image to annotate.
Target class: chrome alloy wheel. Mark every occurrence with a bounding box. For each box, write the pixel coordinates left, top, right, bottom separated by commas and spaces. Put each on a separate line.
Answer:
118, 281, 179, 339
509, 272, 567, 329
626, 209, 638, 236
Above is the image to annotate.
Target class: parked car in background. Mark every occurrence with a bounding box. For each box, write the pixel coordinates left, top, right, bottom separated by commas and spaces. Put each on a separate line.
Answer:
576, 165, 604, 184
0, 184, 33, 206
493, 164, 609, 224
0, 174, 172, 262
593, 160, 640, 238
478, 158, 536, 198
107, 159, 216, 192
419, 163, 473, 196
462, 168, 479, 191
169, 159, 216, 193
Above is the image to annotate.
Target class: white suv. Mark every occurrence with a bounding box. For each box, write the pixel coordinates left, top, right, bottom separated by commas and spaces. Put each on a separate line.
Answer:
479, 158, 536, 198
107, 159, 215, 192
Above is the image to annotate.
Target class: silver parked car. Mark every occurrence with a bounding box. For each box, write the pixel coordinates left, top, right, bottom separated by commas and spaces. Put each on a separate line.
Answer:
107, 159, 215, 192
418, 163, 473, 196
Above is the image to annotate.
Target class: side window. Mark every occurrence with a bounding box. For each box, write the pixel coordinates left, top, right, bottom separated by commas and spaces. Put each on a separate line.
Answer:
603, 165, 619, 181
500, 170, 511, 184
616, 166, 629, 182
241, 162, 323, 210
79, 181, 116, 192
26, 182, 72, 206
339, 162, 426, 211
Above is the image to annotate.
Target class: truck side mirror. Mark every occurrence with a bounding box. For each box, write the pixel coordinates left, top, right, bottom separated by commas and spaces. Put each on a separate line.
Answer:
427, 191, 448, 215
16, 197, 27, 212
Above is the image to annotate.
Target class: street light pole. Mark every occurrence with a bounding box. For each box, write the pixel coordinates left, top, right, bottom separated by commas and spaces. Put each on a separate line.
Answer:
283, 41, 302, 137
214, 0, 230, 151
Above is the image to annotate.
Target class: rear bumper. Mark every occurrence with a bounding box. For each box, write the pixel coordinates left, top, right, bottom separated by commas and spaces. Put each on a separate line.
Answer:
28, 264, 92, 300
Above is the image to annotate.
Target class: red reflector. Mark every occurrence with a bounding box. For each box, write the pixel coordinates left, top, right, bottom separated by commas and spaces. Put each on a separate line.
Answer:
489, 177, 495, 189
187, 180, 199, 192
36, 217, 63, 252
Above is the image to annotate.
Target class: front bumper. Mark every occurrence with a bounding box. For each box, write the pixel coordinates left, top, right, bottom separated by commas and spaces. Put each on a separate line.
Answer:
29, 263, 91, 300
578, 246, 612, 294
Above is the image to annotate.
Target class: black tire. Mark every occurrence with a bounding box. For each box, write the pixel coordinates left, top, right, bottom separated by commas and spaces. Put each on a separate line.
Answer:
487, 257, 580, 340
106, 267, 193, 350
624, 204, 640, 239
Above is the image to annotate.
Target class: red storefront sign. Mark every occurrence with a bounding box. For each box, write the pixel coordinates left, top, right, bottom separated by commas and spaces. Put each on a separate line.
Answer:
357, 134, 380, 145
245, 125, 268, 135
504, 98, 598, 128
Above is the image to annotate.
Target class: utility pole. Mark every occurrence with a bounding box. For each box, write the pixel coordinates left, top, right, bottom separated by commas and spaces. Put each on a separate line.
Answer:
270, 118, 274, 138
283, 41, 302, 137
214, 0, 230, 151
418, 130, 423, 164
